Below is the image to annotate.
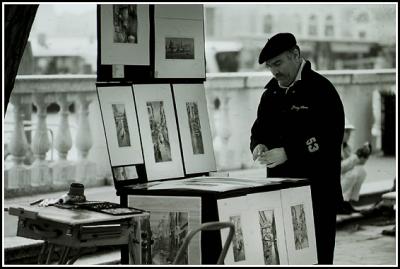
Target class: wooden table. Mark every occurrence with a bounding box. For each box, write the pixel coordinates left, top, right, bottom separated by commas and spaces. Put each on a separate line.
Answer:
8, 204, 149, 265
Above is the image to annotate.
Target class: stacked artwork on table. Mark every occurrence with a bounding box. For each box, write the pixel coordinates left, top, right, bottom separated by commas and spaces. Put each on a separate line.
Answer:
217, 196, 253, 265
129, 195, 202, 264
280, 186, 317, 265
217, 186, 317, 265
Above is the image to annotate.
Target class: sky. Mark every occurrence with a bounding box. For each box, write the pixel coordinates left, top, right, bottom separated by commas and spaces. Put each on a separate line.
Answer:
46, 2, 96, 14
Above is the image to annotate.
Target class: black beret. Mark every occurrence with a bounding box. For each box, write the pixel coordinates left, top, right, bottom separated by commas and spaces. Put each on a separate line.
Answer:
258, 33, 297, 64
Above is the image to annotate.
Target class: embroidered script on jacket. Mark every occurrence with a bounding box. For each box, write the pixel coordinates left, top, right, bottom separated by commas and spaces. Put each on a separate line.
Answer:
291, 105, 309, 111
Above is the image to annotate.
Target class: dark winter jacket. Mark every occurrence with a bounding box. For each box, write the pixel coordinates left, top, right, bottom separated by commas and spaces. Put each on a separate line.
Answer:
250, 60, 345, 202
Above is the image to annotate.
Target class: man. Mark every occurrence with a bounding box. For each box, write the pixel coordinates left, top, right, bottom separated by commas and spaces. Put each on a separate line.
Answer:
339, 120, 371, 214
250, 33, 345, 264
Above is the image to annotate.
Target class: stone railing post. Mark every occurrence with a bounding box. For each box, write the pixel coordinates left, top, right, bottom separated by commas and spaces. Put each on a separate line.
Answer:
31, 93, 52, 189
212, 91, 232, 171
5, 94, 31, 190
74, 92, 97, 185
51, 92, 75, 186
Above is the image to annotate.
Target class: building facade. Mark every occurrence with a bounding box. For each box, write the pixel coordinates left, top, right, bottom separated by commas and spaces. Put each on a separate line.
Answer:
204, 3, 396, 71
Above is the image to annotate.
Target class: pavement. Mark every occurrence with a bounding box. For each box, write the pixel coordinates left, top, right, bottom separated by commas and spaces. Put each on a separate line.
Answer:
3, 155, 397, 265
334, 213, 397, 265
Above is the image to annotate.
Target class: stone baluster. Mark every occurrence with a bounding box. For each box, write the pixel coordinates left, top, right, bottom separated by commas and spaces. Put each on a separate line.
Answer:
74, 92, 97, 185
212, 91, 232, 171
31, 93, 52, 189
51, 93, 75, 187
5, 94, 30, 191
221, 92, 233, 170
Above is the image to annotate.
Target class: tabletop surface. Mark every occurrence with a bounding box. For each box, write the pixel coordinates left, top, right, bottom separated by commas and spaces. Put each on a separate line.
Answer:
8, 204, 148, 225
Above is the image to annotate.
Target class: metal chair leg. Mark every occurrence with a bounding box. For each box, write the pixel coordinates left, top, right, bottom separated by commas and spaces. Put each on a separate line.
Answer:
173, 221, 235, 265
59, 246, 71, 264
67, 249, 82, 265
38, 241, 48, 264
45, 244, 55, 264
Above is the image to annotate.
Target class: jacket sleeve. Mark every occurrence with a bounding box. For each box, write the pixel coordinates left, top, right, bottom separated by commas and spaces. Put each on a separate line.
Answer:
250, 91, 267, 153
250, 89, 285, 153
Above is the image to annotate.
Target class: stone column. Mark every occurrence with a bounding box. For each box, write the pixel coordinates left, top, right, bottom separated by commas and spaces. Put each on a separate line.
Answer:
212, 90, 232, 171
52, 92, 75, 187
6, 94, 30, 191
88, 96, 113, 185
31, 93, 52, 189
74, 92, 97, 186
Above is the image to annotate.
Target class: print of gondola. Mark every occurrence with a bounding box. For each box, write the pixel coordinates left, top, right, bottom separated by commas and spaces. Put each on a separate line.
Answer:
165, 37, 195, 59
112, 104, 131, 147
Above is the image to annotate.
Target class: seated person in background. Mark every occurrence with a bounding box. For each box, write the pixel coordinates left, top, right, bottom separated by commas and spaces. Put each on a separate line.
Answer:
338, 120, 372, 214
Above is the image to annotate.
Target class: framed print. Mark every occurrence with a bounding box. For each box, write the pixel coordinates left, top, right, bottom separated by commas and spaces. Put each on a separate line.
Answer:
128, 195, 202, 264
154, 18, 205, 78
129, 214, 150, 264
100, 4, 150, 65
112, 165, 138, 181
246, 191, 289, 265
173, 84, 216, 174
133, 84, 184, 181
155, 4, 204, 20
217, 196, 254, 265
97, 85, 143, 166
280, 186, 317, 265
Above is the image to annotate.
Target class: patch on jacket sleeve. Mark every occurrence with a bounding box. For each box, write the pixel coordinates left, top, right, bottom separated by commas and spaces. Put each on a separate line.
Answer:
306, 137, 319, 153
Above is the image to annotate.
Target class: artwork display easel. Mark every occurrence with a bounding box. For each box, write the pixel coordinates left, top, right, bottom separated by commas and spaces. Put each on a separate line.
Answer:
97, 4, 211, 187
96, 4, 317, 265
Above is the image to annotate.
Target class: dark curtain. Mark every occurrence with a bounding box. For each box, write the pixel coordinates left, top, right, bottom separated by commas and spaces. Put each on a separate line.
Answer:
4, 5, 38, 113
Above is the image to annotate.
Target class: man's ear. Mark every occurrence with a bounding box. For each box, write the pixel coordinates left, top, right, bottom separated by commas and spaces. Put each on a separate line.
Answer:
294, 47, 301, 60
288, 47, 300, 61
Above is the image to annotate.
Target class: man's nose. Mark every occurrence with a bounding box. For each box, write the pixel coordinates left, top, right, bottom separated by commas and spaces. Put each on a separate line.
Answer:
271, 69, 280, 77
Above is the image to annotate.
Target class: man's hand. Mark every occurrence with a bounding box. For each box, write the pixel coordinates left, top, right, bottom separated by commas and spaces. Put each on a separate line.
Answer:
252, 144, 268, 161
264, 147, 288, 168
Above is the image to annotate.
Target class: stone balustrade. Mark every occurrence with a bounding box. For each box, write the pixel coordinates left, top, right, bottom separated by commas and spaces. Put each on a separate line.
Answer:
5, 75, 100, 197
4, 70, 396, 197
204, 69, 396, 170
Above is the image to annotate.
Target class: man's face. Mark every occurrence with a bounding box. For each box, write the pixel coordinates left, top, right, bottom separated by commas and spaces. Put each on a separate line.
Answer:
265, 50, 300, 87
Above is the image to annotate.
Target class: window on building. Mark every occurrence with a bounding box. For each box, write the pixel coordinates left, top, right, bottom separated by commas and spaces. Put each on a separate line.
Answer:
308, 14, 318, 36
263, 14, 273, 34
325, 15, 334, 37
359, 31, 366, 39
356, 12, 369, 23
355, 12, 369, 40
215, 51, 240, 72
294, 14, 302, 35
